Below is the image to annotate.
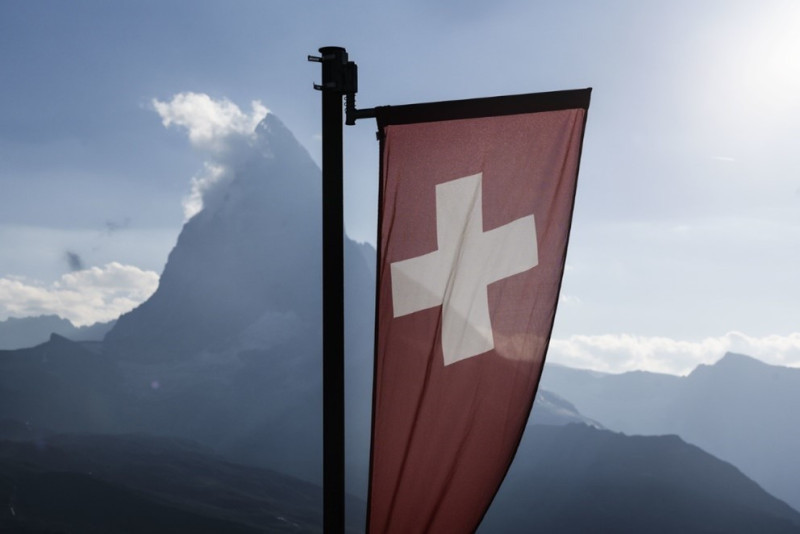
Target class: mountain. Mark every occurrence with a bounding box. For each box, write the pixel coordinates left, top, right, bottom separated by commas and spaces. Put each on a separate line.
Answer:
0, 315, 114, 350
480, 424, 800, 533
540, 353, 800, 511
0, 113, 372, 488
104, 113, 375, 492
0, 432, 365, 533
104, 114, 322, 363
530, 389, 604, 428
2, 426, 797, 534
0, 334, 123, 434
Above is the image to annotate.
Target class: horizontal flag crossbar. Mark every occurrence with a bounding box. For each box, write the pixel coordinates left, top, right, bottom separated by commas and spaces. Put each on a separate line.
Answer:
359, 88, 591, 127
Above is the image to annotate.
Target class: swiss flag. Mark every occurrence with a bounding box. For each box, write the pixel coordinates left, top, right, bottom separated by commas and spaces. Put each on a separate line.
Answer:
368, 90, 590, 533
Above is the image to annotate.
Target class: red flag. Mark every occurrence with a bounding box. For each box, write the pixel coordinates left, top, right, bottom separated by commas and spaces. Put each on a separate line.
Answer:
368, 89, 590, 533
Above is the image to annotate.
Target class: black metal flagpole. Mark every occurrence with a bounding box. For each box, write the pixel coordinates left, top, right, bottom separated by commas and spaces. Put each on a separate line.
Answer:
309, 46, 353, 534
310, 45, 376, 534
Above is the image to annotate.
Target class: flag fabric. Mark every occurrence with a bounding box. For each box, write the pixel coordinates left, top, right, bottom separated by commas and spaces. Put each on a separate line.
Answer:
367, 89, 591, 533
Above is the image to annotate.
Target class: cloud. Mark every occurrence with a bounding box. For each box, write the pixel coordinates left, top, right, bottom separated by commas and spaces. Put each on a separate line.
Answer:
64, 251, 84, 272
548, 332, 800, 375
152, 92, 268, 154
183, 162, 225, 221
152, 92, 269, 220
0, 262, 159, 327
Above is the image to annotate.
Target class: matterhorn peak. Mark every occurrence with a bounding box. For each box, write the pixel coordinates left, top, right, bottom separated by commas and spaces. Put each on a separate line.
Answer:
105, 112, 322, 362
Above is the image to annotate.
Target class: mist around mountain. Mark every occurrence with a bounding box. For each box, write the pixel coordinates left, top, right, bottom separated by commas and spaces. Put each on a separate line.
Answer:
0, 315, 114, 350
530, 389, 604, 428
541, 353, 800, 512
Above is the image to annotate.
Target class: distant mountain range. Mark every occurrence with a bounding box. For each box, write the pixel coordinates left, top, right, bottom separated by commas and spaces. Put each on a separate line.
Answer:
1, 111, 799, 531
541, 354, 800, 512
0, 334, 595, 489
530, 389, 604, 428
481, 424, 800, 533
0, 315, 114, 350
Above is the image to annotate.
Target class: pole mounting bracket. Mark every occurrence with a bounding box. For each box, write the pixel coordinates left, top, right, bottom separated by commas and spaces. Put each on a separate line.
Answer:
309, 47, 376, 125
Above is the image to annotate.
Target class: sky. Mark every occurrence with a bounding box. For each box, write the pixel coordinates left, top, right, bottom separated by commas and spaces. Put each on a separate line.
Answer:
1, 0, 799, 375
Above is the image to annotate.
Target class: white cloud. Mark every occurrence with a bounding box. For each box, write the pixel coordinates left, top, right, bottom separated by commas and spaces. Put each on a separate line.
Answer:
0, 262, 159, 327
548, 332, 800, 375
183, 162, 225, 221
152, 92, 268, 153
152, 92, 269, 220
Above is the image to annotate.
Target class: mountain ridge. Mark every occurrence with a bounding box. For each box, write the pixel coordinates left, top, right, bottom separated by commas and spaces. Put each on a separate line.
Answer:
541, 351, 800, 512
0, 315, 114, 350
481, 423, 800, 533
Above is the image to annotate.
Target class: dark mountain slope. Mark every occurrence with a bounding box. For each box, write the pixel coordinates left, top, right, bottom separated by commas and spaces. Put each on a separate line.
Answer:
2, 427, 797, 534
0, 432, 365, 533
541, 353, 800, 511
0, 334, 122, 434
481, 424, 800, 533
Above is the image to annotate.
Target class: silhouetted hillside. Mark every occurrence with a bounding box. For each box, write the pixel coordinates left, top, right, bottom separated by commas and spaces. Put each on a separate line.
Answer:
0, 334, 122, 434
0, 433, 365, 533
481, 424, 800, 533
2, 427, 797, 533
541, 354, 800, 511
0, 315, 114, 350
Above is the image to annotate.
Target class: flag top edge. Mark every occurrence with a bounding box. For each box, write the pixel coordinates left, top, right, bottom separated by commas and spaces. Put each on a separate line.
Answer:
374, 88, 591, 128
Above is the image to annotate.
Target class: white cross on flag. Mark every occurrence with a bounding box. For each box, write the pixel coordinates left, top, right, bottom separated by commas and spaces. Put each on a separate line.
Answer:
368, 89, 591, 533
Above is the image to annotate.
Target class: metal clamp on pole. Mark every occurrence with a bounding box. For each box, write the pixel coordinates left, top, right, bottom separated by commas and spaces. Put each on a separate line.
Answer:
309, 47, 355, 93
310, 47, 375, 125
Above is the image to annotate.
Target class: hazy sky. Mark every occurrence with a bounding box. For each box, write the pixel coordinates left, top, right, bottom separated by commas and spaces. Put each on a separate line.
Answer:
1, 1, 798, 374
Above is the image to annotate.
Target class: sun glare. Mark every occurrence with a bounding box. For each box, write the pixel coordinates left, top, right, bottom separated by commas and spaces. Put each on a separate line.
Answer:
704, 3, 800, 123
738, 3, 800, 112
